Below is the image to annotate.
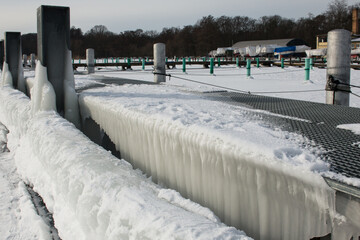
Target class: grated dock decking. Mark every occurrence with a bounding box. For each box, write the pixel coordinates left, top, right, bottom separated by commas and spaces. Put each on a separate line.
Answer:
203, 91, 360, 183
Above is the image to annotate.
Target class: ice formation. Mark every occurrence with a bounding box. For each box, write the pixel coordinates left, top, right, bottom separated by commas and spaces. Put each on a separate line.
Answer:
63, 50, 80, 129
1, 62, 13, 87
79, 84, 360, 240
0, 84, 249, 239
30, 63, 56, 114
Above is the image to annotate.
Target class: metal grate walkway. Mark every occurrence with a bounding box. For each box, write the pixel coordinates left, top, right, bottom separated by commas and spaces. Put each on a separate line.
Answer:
203, 91, 360, 182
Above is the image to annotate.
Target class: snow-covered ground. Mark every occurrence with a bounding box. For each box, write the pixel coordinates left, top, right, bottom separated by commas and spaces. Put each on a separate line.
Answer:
1, 64, 359, 239
0, 123, 53, 240
75, 64, 360, 108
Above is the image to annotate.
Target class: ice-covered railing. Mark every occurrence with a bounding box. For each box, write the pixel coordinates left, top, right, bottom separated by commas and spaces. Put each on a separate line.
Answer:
0, 78, 250, 239
79, 84, 360, 240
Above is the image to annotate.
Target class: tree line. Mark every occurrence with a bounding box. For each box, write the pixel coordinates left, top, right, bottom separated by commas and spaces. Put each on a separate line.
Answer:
21, 0, 360, 58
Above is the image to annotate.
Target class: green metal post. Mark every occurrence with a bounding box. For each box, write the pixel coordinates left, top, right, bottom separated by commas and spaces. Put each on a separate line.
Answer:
127, 58, 131, 68
218, 57, 221, 67
305, 58, 310, 81
310, 58, 313, 70
79, 59, 81, 64
246, 58, 251, 77
182, 58, 186, 72
142, 58, 145, 70
210, 58, 214, 74
256, 58, 260, 68
281, 58, 284, 69
236, 57, 239, 68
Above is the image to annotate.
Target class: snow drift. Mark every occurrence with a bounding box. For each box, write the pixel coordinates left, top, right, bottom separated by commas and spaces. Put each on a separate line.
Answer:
0, 82, 250, 238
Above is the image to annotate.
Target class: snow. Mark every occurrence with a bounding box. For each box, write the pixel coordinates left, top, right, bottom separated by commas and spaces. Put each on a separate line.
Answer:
83, 64, 360, 108
0, 123, 52, 240
0, 86, 250, 240
337, 123, 360, 135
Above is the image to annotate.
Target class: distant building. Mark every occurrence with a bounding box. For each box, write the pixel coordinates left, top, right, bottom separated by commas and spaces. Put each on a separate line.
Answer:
230, 38, 309, 58
232, 38, 308, 49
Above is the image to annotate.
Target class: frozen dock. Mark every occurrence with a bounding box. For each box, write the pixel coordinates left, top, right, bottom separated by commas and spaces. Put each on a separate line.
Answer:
204, 91, 360, 188
78, 77, 360, 240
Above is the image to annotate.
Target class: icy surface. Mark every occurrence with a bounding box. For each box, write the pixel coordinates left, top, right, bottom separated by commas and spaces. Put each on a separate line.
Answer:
63, 50, 80, 128
79, 83, 359, 239
30, 63, 56, 114
0, 86, 250, 240
1, 62, 13, 87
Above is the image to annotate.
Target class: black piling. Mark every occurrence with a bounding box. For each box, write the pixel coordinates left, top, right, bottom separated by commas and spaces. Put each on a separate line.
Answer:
37, 5, 70, 115
0, 40, 4, 69
4, 32, 21, 88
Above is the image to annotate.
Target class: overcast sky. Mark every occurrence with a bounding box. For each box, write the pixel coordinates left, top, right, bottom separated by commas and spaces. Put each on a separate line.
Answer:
0, 0, 359, 39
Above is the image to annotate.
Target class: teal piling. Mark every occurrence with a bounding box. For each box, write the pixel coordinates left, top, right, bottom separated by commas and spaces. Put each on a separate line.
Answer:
210, 58, 214, 74
246, 58, 251, 77
142, 58, 145, 70
281, 58, 284, 69
305, 58, 310, 80
310, 58, 314, 70
236, 57, 239, 68
218, 57, 221, 67
182, 58, 186, 72
256, 58, 260, 68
